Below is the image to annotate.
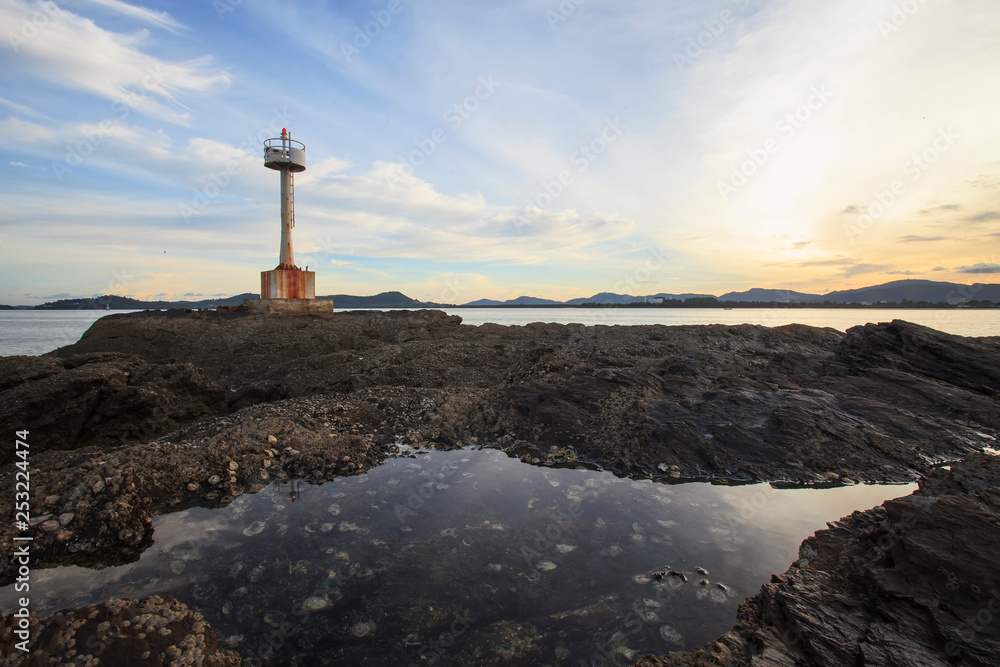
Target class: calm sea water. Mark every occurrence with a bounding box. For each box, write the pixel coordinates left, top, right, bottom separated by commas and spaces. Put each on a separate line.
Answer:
0, 308, 995, 356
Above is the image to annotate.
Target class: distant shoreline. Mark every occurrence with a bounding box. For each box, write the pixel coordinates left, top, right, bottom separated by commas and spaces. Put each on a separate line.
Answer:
4, 302, 997, 311
440, 302, 1000, 309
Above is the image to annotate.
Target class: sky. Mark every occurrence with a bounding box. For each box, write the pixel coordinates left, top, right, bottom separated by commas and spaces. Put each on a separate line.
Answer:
1, 0, 998, 306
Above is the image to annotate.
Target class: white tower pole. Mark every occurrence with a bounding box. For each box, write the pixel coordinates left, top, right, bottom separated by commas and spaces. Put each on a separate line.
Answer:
278, 129, 295, 269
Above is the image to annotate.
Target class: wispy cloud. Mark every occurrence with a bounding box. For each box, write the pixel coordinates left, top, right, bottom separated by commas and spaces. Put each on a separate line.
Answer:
0, 96, 47, 118
300, 160, 638, 264
81, 0, 186, 32
897, 235, 946, 243
918, 204, 961, 216
956, 263, 1000, 274
966, 211, 1000, 223
0, 0, 228, 125
843, 263, 891, 278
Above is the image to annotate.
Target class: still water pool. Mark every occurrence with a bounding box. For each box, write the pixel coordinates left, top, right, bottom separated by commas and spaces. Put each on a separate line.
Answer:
2, 448, 916, 665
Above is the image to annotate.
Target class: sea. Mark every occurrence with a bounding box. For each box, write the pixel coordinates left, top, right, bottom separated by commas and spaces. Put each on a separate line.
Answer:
0, 307, 996, 357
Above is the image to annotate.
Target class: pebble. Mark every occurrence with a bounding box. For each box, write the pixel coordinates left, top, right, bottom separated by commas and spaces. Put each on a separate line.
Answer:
351, 621, 375, 637
302, 596, 329, 611
660, 624, 683, 644
242, 521, 266, 536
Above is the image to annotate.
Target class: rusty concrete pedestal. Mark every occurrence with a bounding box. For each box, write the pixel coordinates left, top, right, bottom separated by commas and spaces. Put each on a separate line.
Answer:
244, 268, 333, 314
261, 267, 315, 299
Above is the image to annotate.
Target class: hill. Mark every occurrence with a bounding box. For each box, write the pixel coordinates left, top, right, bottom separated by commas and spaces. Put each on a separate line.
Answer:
464, 296, 563, 306
34, 294, 258, 310
323, 291, 427, 308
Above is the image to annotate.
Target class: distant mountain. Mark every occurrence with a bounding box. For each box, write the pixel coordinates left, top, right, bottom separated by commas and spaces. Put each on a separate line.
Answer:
463, 296, 562, 306
718, 288, 820, 303
651, 293, 718, 302
463, 299, 506, 306
32, 291, 428, 310
571, 293, 641, 305
325, 291, 427, 308
564, 292, 645, 305
35, 293, 258, 310
720, 280, 1000, 305
22, 280, 999, 311
475, 292, 718, 306
818, 280, 1000, 305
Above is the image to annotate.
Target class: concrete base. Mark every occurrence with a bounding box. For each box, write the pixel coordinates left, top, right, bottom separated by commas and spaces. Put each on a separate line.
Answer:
244, 298, 334, 315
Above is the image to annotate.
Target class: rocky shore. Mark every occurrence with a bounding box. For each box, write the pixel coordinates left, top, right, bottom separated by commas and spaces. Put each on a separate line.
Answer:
1, 310, 998, 664
638, 453, 1000, 666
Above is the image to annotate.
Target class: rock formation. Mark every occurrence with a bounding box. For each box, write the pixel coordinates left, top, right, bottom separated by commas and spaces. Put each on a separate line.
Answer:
1, 310, 998, 665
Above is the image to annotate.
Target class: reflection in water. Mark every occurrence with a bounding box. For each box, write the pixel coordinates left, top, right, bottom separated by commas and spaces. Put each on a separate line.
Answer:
1, 448, 916, 665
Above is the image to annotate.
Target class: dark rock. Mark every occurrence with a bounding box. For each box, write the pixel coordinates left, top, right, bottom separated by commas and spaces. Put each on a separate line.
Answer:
12, 313, 992, 485
0, 353, 226, 464
638, 453, 1000, 667
0, 595, 240, 666
2, 312, 999, 666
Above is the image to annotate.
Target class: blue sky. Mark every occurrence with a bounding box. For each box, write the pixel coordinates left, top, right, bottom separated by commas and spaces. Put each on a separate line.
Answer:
1, 0, 998, 305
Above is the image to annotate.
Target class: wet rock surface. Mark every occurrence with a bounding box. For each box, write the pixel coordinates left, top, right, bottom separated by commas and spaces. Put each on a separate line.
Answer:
0, 595, 240, 666
637, 453, 1000, 667
1, 310, 998, 664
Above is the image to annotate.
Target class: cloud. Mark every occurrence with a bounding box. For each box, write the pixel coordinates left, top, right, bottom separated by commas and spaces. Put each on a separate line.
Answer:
0, 0, 229, 125
882, 270, 921, 275
0, 96, 47, 118
966, 211, 1000, 222
843, 263, 891, 278
896, 235, 946, 243
297, 160, 638, 265
932, 266, 947, 271
956, 263, 1000, 274
80, 0, 186, 32
794, 257, 852, 268
918, 204, 961, 216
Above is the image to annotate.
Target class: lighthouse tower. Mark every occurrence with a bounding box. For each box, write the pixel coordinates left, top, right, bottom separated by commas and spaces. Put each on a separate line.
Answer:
246, 129, 333, 314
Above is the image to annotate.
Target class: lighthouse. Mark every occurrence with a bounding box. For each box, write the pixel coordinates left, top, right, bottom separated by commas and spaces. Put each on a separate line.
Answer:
246, 129, 333, 314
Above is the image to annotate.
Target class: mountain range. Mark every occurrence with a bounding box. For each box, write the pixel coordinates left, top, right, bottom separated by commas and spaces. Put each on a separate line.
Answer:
464, 280, 999, 307
11, 280, 999, 310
